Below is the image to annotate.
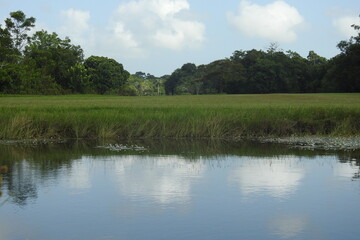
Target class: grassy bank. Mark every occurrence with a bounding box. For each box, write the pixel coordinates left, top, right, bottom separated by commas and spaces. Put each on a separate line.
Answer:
0, 94, 359, 140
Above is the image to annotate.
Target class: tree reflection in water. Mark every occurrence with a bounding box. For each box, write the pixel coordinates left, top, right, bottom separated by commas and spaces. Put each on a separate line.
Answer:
0, 165, 9, 206
0, 139, 359, 207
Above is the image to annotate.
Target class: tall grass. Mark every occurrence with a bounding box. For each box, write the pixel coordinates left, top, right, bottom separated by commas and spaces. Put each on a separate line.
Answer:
0, 94, 359, 140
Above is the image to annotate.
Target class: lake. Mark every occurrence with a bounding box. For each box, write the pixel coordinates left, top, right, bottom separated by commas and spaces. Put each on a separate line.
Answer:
0, 139, 359, 240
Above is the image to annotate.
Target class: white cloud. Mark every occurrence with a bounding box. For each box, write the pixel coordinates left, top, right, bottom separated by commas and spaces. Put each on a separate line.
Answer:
152, 19, 205, 49
118, 0, 190, 20
60, 8, 90, 37
115, 0, 205, 50
58, 8, 142, 59
228, 0, 304, 42
59, 9, 93, 49
109, 21, 140, 50
56, 1, 204, 60
333, 16, 359, 38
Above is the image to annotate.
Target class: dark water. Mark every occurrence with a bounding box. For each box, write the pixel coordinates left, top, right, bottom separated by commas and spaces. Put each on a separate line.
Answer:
0, 140, 359, 240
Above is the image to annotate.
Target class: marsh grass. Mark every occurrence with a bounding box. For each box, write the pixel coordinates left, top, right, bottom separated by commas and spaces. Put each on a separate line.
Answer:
0, 94, 359, 140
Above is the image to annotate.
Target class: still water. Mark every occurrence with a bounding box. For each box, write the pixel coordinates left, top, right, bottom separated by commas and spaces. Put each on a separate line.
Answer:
0, 140, 359, 240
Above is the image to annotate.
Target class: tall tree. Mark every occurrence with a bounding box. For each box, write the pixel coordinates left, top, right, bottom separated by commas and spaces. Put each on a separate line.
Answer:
84, 56, 130, 94
0, 26, 16, 67
322, 17, 360, 92
165, 63, 198, 95
4, 10, 35, 53
24, 30, 84, 92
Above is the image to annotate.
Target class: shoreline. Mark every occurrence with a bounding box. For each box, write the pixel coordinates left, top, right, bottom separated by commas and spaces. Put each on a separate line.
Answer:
1, 136, 360, 151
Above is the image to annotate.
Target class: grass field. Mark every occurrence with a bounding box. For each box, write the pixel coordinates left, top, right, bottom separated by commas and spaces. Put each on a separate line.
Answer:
0, 94, 359, 140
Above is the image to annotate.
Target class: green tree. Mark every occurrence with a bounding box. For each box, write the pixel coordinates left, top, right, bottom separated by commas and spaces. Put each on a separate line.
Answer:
4, 10, 35, 53
84, 56, 130, 94
165, 63, 198, 95
24, 30, 84, 92
305, 51, 327, 92
165, 68, 181, 95
0, 27, 17, 67
125, 72, 165, 96
0, 62, 60, 94
322, 17, 360, 92
202, 59, 246, 94
67, 64, 90, 93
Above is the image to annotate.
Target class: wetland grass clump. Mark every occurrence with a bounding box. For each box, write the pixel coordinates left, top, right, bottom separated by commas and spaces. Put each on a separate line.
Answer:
0, 94, 359, 140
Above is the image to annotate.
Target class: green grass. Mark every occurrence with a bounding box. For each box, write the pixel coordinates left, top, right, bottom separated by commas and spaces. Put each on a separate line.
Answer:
0, 93, 359, 140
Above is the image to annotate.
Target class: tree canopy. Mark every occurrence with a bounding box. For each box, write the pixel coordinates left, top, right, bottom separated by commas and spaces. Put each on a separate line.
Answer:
84, 56, 129, 94
0, 11, 130, 95
165, 24, 360, 95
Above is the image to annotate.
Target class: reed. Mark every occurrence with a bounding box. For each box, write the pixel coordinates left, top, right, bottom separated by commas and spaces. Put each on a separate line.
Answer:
0, 94, 359, 140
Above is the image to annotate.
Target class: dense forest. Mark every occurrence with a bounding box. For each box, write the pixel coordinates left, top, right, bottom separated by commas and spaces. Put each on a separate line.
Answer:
166, 30, 360, 94
0, 11, 359, 95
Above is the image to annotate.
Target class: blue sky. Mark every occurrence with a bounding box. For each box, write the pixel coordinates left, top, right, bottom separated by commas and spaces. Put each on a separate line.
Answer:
0, 0, 359, 76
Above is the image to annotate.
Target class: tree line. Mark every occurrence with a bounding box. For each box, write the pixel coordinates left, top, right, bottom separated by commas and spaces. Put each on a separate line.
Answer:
0, 11, 133, 95
0, 11, 359, 95
165, 19, 360, 95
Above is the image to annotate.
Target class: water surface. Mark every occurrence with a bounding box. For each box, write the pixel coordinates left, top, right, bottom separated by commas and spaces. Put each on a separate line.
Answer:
0, 140, 359, 240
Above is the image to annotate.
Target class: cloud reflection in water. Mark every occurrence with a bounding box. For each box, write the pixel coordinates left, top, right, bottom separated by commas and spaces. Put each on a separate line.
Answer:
230, 157, 305, 199
269, 214, 307, 239
114, 156, 204, 205
65, 157, 92, 193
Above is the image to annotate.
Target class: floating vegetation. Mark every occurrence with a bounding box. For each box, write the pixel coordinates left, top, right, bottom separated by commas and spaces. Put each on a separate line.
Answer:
258, 137, 360, 151
0, 139, 67, 146
98, 144, 148, 152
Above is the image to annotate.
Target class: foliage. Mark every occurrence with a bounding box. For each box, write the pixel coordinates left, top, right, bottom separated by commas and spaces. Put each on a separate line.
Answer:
0, 27, 18, 65
84, 56, 130, 94
164, 17, 359, 95
321, 21, 360, 92
165, 48, 329, 95
0, 11, 130, 95
0, 62, 60, 94
124, 73, 165, 96
4, 10, 35, 53
165, 63, 201, 95
24, 30, 85, 93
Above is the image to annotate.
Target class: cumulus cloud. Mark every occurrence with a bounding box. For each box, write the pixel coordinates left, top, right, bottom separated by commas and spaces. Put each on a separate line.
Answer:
58, 8, 142, 58
151, 19, 205, 49
107, 21, 140, 51
228, 0, 304, 42
114, 0, 205, 50
117, 0, 190, 19
61, 9, 90, 35
57, 0, 204, 60
333, 16, 359, 38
